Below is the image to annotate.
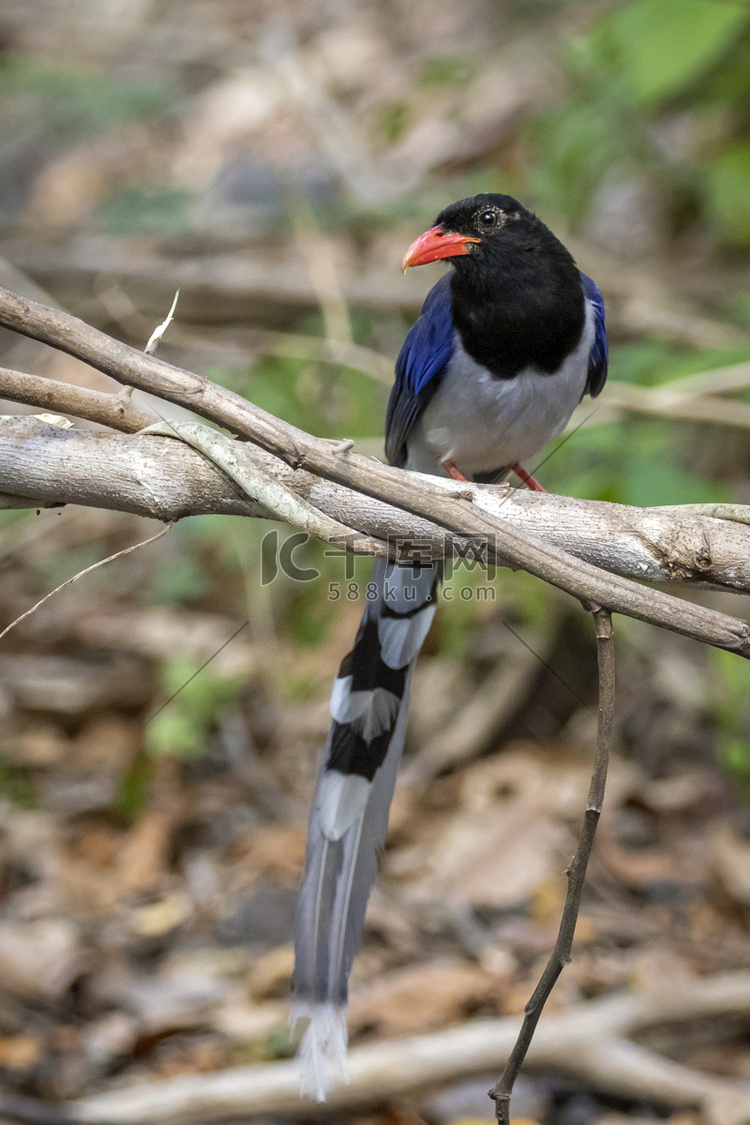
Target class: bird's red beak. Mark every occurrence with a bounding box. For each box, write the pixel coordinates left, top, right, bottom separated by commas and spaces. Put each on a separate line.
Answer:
401, 226, 481, 272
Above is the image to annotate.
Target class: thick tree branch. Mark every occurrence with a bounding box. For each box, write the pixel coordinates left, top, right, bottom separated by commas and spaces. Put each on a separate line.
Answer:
0, 293, 748, 1125
0, 366, 156, 432
3, 413, 750, 589
0, 286, 748, 659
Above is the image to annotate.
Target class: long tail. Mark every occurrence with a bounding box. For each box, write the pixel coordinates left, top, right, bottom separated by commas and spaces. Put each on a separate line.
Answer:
291, 556, 440, 1099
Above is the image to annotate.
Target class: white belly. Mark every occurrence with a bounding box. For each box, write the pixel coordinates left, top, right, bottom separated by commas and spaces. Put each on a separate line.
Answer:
405, 302, 595, 478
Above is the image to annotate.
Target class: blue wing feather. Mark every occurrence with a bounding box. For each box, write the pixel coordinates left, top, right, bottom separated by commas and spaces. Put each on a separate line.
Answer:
385, 275, 455, 467
580, 272, 608, 398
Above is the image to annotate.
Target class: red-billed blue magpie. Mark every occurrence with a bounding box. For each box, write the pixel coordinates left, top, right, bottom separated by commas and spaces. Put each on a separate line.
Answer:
291, 194, 608, 1097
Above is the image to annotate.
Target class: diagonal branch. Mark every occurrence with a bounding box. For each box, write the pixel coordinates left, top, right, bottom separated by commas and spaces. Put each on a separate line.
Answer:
0, 287, 748, 660
3, 415, 750, 593
0, 290, 748, 1125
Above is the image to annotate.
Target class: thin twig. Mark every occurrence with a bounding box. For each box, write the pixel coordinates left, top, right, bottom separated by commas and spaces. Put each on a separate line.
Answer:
0, 521, 173, 643
489, 607, 614, 1123
147, 619, 250, 723
290, 194, 352, 345
599, 381, 750, 430
634, 357, 750, 400
145, 289, 180, 355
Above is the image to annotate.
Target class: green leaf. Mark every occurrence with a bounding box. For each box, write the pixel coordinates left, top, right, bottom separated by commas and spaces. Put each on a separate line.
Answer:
607, 0, 749, 105
705, 143, 750, 245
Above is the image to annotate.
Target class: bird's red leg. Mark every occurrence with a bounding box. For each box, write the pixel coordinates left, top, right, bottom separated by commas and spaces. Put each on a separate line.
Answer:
441, 458, 468, 481
509, 461, 547, 493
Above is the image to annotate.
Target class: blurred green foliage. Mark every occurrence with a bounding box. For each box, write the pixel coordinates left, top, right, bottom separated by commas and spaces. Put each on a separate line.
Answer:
375, 101, 410, 146
113, 753, 152, 823
711, 648, 750, 804
707, 144, 750, 245
99, 187, 192, 239
0, 762, 38, 809
532, 336, 750, 506
216, 333, 388, 444
531, 0, 750, 245
0, 55, 177, 140
607, 0, 747, 106
418, 55, 477, 88
147, 655, 243, 760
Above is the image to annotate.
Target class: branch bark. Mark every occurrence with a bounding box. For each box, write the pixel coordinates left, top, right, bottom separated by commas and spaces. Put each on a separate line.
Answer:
0, 413, 747, 583
1, 288, 744, 648
0, 366, 156, 432
45, 972, 750, 1125
0, 415, 748, 580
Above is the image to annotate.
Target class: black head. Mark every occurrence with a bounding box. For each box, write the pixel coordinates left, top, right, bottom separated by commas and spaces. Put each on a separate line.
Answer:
403, 193, 585, 378
401, 193, 576, 282
435, 193, 527, 236
435, 193, 573, 270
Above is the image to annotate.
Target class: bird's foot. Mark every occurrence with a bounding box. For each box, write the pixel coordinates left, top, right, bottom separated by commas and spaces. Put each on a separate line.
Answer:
441, 459, 468, 481
509, 462, 547, 492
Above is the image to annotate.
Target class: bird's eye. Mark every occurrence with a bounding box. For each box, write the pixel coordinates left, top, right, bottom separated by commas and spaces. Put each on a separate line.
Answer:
477, 209, 499, 229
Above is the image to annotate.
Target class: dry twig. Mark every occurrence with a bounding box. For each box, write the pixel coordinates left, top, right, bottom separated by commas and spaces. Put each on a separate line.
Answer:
490, 608, 614, 1123
0, 521, 172, 642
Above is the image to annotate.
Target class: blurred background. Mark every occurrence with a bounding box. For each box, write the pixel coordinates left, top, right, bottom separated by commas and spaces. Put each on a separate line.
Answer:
0, 1, 750, 1122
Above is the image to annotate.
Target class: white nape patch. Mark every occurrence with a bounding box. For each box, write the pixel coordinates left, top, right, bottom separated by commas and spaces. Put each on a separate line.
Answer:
290, 1001, 349, 1101
378, 604, 437, 669
329, 677, 401, 741
317, 770, 371, 841
405, 301, 596, 478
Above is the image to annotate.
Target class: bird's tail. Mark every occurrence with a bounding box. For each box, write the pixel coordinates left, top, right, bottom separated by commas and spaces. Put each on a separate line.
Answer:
291, 555, 440, 1099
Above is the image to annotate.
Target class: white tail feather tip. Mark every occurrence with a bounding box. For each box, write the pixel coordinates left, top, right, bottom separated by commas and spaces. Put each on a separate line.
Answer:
290, 1002, 349, 1101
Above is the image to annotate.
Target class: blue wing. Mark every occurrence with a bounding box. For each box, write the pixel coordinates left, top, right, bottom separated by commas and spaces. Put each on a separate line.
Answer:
385, 274, 455, 467
580, 272, 608, 398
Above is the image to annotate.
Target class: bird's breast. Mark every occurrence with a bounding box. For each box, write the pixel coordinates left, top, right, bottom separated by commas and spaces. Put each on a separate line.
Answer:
405, 302, 595, 479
